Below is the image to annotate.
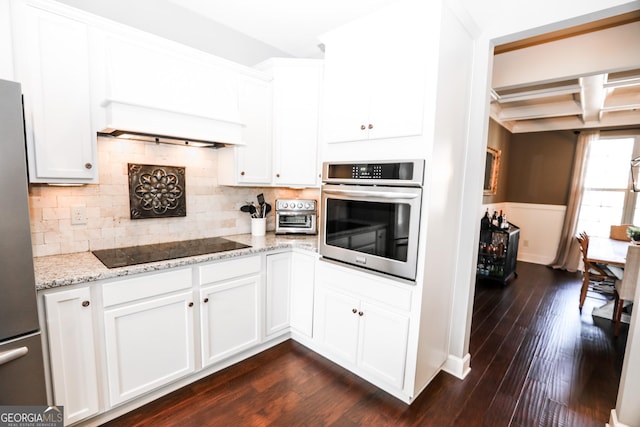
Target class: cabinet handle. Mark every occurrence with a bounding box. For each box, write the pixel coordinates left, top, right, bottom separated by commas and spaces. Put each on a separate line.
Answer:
203, 298, 209, 303
188, 302, 194, 307
240, 171, 245, 176
368, 124, 373, 130
360, 124, 366, 130
82, 300, 90, 307
358, 311, 364, 316
352, 308, 357, 314
84, 162, 93, 170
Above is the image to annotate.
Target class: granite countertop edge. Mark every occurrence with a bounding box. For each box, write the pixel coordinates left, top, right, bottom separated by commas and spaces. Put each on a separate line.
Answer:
34, 233, 319, 291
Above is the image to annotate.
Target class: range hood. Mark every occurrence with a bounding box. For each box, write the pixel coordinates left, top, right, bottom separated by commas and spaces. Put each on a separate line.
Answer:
98, 100, 245, 148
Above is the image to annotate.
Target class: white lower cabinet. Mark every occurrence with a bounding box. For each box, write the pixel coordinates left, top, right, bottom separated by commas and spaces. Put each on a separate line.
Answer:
199, 255, 262, 367
314, 261, 411, 390
265, 252, 291, 337
265, 251, 316, 338
289, 252, 316, 337
41, 251, 318, 424
200, 276, 261, 366
43, 286, 100, 426
102, 268, 195, 406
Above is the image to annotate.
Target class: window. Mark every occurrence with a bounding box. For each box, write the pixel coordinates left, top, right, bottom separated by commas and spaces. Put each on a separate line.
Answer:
576, 136, 638, 237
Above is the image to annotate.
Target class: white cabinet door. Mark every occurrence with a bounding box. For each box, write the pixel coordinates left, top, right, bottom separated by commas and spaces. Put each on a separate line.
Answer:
314, 261, 411, 390
357, 301, 409, 388
44, 287, 99, 426
200, 275, 261, 366
322, 36, 372, 144
289, 252, 315, 337
269, 60, 322, 187
265, 253, 291, 336
103, 291, 196, 406
314, 286, 360, 364
218, 75, 272, 185
321, 2, 425, 144
14, 2, 97, 183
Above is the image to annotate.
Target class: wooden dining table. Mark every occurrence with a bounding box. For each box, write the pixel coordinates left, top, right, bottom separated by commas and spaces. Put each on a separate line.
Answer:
586, 236, 632, 319
586, 236, 630, 268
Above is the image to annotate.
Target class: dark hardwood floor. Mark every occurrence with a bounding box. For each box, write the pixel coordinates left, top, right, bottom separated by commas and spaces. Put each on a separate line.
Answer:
102, 262, 628, 427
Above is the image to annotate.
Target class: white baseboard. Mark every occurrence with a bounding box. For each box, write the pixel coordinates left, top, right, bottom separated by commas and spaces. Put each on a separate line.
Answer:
517, 251, 554, 265
442, 353, 471, 379
608, 409, 630, 427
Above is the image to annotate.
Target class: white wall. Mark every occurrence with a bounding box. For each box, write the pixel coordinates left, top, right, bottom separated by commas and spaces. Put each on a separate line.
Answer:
492, 21, 640, 89
0, 0, 14, 80
483, 202, 566, 265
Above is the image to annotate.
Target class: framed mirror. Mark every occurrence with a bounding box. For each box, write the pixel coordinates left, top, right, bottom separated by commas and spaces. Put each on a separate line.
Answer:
484, 147, 501, 196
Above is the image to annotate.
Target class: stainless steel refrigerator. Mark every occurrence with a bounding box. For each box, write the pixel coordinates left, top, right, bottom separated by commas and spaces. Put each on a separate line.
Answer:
0, 78, 47, 404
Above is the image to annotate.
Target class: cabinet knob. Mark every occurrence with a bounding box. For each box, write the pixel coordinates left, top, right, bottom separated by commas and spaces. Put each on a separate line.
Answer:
352, 308, 357, 314
84, 162, 93, 170
368, 124, 373, 130
82, 300, 90, 307
203, 298, 209, 303
240, 171, 245, 176
188, 302, 194, 307
276, 173, 280, 178
360, 125, 366, 130
358, 311, 364, 316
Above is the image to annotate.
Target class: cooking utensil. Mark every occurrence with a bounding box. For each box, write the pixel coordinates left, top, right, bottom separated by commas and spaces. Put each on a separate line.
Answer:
240, 205, 252, 213
257, 193, 265, 217
264, 203, 271, 216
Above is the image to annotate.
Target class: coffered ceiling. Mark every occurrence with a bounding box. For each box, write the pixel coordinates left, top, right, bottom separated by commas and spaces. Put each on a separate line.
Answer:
490, 12, 640, 133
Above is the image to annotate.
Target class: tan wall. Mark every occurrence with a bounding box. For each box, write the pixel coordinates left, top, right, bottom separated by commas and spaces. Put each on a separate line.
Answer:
505, 130, 576, 205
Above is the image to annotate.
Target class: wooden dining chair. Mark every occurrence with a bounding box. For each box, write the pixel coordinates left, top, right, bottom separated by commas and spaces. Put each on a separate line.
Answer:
576, 231, 618, 311
613, 244, 639, 336
610, 224, 633, 242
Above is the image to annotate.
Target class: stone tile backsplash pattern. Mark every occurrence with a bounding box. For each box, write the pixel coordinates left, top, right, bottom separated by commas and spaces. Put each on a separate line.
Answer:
29, 137, 318, 257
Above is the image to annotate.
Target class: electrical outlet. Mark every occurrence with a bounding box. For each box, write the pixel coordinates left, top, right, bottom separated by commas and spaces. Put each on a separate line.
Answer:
71, 206, 87, 225
523, 239, 529, 248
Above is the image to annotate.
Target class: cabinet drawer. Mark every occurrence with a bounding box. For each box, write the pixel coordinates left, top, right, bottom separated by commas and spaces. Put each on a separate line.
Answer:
199, 256, 261, 285
103, 268, 192, 307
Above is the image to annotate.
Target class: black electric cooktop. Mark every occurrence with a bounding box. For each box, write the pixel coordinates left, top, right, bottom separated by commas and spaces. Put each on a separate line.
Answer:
92, 237, 251, 269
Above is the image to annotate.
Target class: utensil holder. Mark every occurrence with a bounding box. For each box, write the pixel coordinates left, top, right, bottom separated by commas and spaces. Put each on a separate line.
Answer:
251, 218, 266, 236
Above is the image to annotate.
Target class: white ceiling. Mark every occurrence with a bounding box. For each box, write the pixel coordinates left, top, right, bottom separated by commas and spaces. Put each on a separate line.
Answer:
491, 17, 640, 133
160, 1, 640, 134
167, 0, 400, 58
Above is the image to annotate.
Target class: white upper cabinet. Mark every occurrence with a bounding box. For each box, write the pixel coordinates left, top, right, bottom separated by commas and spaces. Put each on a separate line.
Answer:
259, 59, 323, 187
219, 58, 323, 188
321, 1, 426, 144
11, 0, 98, 183
218, 74, 273, 185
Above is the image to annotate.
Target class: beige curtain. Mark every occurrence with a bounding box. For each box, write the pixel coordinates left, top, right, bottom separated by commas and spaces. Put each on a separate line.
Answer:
549, 130, 600, 271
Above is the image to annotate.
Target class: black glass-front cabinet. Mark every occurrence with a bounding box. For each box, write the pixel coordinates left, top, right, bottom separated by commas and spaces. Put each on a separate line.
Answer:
477, 222, 520, 284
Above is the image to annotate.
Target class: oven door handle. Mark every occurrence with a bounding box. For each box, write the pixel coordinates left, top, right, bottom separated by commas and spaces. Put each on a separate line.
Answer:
323, 189, 420, 200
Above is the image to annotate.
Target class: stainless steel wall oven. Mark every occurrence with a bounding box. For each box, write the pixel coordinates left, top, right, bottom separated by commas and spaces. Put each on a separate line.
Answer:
320, 160, 424, 281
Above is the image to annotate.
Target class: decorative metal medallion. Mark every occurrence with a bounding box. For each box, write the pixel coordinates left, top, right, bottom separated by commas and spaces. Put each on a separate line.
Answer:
128, 163, 186, 219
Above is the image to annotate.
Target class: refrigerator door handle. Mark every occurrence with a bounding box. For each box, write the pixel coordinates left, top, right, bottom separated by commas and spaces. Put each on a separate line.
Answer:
0, 346, 28, 366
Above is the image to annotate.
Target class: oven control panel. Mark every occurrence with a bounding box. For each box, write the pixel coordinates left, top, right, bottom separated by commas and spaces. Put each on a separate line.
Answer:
322, 160, 424, 186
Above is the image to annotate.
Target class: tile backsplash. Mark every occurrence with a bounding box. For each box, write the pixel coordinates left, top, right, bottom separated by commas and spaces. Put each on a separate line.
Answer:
28, 137, 319, 257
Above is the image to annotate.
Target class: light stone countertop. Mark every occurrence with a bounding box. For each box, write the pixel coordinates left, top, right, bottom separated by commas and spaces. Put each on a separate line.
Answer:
33, 232, 318, 291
